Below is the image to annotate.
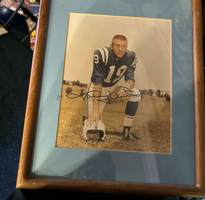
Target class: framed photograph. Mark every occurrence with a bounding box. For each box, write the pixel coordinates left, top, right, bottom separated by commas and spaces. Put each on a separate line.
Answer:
56, 13, 172, 153
17, 0, 205, 197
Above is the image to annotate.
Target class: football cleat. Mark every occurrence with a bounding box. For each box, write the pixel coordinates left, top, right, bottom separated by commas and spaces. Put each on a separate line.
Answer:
123, 127, 139, 141
83, 120, 106, 142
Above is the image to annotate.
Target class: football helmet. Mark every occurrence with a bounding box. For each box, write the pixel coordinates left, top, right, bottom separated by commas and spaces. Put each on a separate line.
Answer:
83, 120, 105, 142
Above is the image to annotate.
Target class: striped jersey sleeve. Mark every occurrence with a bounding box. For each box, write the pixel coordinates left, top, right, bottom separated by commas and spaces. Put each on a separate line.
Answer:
124, 51, 137, 82
91, 47, 109, 85
131, 54, 138, 67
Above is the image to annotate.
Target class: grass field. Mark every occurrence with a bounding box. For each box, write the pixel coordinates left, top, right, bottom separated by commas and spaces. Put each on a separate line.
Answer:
56, 84, 171, 154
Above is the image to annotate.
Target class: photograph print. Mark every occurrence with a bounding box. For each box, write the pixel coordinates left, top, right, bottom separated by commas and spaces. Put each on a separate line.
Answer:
56, 13, 172, 153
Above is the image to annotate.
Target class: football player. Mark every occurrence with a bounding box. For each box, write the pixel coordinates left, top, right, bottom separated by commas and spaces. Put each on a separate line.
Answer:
85, 35, 141, 141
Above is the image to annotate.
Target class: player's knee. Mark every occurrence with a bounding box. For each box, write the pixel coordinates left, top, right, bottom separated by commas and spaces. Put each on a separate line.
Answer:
128, 88, 141, 102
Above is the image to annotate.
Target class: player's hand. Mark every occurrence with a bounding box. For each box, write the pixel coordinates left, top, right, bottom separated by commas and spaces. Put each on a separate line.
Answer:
86, 110, 101, 128
117, 87, 130, 103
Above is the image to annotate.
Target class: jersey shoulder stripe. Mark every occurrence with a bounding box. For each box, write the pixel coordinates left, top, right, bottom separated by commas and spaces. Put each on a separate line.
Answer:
97, 48, 105, 63
102, 47, 109, 65
126, 50, 138, 67
97, 47, 109, 65
131, 55, 138, 67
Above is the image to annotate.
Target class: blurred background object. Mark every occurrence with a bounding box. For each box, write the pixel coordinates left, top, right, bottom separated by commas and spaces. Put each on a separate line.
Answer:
0, 1, 37, 199
0, 0, 39, 50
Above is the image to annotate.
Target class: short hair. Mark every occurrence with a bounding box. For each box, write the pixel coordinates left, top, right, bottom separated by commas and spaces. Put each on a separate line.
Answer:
111, 35, 127, 45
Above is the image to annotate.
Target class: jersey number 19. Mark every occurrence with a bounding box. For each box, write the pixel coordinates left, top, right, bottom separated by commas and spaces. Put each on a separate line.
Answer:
104, 65, 127, 83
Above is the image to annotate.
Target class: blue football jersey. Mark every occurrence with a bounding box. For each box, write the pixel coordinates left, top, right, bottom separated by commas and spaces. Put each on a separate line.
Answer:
91, 47, 137, 87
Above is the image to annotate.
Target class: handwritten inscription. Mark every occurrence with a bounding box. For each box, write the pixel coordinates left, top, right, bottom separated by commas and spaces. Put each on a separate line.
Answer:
66, 87, 140, 103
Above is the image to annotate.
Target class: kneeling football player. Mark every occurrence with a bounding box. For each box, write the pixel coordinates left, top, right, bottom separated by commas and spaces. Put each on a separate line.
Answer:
84, 35, 141, 141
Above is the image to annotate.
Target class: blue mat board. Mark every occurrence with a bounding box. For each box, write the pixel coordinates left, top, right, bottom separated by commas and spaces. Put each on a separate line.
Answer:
31, 0, 195, 186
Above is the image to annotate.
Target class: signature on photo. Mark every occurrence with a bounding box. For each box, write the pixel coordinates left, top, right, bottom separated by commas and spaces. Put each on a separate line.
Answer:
66, 87, 141, 103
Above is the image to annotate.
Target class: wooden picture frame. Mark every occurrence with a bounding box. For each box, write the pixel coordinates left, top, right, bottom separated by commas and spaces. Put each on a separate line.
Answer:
16, 0, 205, 197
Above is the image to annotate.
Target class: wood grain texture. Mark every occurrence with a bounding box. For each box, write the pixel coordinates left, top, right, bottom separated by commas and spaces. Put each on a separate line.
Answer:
16, 0, 50, 188
16, 0, 205, 197
193, 0, 205, 195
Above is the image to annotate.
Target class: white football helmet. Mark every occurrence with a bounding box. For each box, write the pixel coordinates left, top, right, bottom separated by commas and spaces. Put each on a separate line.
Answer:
83, 120, 106, 141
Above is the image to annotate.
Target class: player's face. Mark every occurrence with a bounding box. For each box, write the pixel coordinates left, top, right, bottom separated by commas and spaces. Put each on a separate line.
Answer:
111, 39, 127, 60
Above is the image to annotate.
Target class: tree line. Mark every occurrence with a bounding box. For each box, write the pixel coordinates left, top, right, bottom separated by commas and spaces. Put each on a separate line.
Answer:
63, 80, 87, 87
140, 89, 170, 101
